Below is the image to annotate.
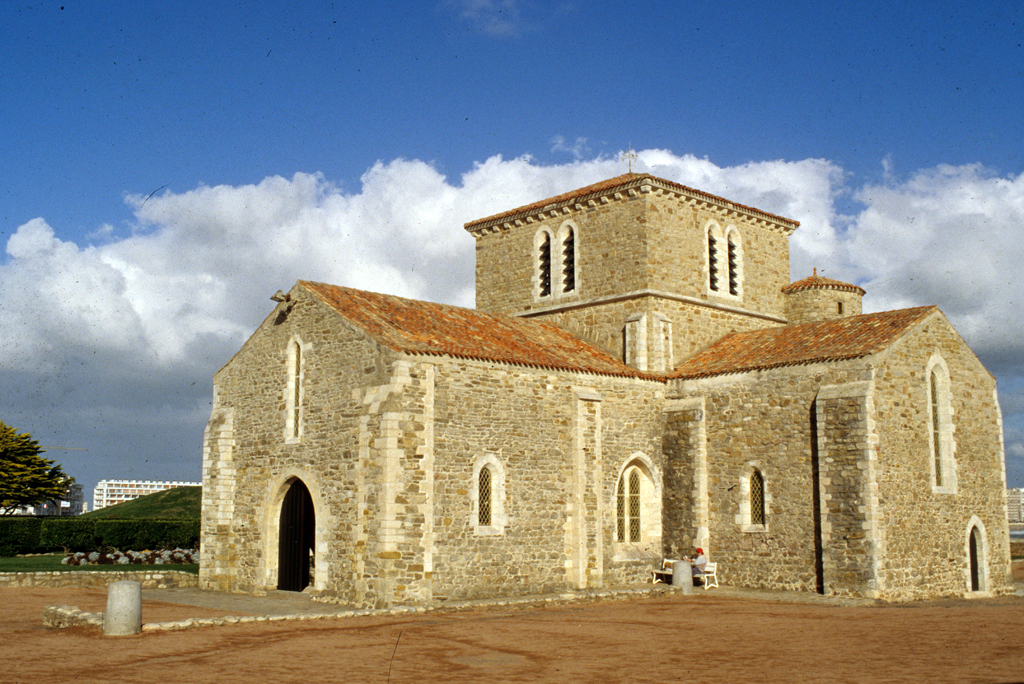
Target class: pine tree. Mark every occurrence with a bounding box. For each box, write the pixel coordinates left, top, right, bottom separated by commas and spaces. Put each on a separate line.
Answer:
0, 421, 71, 515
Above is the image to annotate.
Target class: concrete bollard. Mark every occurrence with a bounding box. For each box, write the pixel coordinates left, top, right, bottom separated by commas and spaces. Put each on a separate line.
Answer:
672, 560, 694, 595
104, 580, 142, 636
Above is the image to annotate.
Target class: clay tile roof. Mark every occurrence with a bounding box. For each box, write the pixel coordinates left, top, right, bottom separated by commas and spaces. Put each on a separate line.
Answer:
670, 306, 938, 380
464, 173, 799, 232
782, 273, 866, 295
300, 281, 646, 378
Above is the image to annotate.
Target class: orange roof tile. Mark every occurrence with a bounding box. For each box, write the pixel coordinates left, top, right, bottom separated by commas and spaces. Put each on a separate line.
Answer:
670, 306, 937, 380
782, 273, 866, 295
299, 281, 646, 378
464, 173, 800, 232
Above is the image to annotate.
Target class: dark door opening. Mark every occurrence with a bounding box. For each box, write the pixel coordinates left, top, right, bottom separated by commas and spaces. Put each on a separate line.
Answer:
969, 526, 981, 592
278, 479, 314, 592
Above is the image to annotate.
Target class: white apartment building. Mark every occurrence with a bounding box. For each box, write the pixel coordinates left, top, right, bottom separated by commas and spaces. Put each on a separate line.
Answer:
1008, 488, 1023, 523
92, 479, 200, 510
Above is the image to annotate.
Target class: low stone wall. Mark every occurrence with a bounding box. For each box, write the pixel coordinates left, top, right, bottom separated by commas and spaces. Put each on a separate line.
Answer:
0, 570, 198, 589
1010, 540, 1024, 559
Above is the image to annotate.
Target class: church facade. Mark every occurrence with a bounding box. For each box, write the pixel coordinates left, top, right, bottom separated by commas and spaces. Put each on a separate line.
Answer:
200, 173, 1012, 605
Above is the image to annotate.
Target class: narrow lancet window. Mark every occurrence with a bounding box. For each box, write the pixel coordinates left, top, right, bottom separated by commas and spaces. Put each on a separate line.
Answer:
478, 466, 492, 526
292, 342, 302, 439
750, 470, 765, 525
562, 227, 575, 293
616, 476, 626, 541
628, 469, 641, 542
931, 370, 943, 487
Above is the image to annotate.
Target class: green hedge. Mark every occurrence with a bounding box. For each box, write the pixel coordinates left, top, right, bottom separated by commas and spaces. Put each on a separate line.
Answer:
34, 518, 199, 553
0, 517, 44, 556
39, 518, 98, 551
94, 519, 199, 550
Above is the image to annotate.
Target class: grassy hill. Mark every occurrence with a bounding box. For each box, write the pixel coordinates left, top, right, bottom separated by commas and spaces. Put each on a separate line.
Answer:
82, 485, 201, 519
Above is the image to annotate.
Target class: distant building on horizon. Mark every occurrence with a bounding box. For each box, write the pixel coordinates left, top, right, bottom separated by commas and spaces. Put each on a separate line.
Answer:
1008, 488, 1023, 523
10, 482, 87, 516
92, 479, 200, 511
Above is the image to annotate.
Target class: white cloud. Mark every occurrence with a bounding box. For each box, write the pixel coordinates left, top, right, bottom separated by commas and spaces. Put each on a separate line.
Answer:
444, 0, 523, 36
2, 150, 1023, 490
844, 164, 1024, 365
551, 136, 591, 160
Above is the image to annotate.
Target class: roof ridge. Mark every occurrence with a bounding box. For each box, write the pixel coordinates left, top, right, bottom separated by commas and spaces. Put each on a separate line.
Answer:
297, 281, 657, 380
670, 306, 938, 380
464, 173, 799, 234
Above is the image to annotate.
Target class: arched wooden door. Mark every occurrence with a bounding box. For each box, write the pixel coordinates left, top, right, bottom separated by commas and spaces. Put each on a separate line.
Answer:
278, 479, 314, 592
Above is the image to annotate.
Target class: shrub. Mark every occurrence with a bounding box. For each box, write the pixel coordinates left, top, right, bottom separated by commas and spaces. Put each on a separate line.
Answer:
0, 517, 43, 556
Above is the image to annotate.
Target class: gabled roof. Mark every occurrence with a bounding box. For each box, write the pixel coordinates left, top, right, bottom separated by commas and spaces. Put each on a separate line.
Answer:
299, 281, 647, 378
670, 306, 938, 380
464, 173, 800, 235
782, 272, 866, 295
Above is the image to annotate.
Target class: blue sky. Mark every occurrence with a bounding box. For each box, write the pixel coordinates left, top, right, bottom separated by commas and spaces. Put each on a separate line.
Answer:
2, 0, 1023, 501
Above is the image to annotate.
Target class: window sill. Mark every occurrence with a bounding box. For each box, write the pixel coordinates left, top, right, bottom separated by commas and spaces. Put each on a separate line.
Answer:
473, 525, 504, 537
740, 524, 768, 534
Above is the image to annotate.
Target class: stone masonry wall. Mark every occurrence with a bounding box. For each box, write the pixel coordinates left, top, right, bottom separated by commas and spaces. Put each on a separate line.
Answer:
815, 381, 883, 597
784, 287, 864, 325
474, 186, 792, 322
670, 362, 871, 593
202, 285, 396, 605
427, 358, 665, 600
871, 313, 1013, 598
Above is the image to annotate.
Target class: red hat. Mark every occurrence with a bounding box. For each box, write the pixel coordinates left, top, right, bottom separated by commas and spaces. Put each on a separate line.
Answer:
695, 548, 704, 554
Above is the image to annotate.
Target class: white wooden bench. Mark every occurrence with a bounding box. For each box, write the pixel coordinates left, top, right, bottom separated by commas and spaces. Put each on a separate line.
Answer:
698, 561, 719, 589
651, 558, 681, 584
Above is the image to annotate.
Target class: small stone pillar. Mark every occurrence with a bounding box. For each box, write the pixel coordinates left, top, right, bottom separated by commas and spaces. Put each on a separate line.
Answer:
104, 580, 142, 636
673, 560, 694, 595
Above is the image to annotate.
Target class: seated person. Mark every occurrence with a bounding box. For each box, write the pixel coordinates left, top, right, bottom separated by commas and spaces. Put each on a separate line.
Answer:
690, 548, 707, 584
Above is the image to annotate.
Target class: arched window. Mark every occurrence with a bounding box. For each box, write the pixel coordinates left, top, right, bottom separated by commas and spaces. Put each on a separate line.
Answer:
926, 354, 956, 493
708, 227, 720, 292
561, 225, 575, 293
930, 370, 943, 486
472, 454, 506, 535
615, 463, 656, 543
292, 343, 301, 438
478, 466, 492, 526
285, 337, 305, 442
750, 469, 765, 525
538, 232, 552, 297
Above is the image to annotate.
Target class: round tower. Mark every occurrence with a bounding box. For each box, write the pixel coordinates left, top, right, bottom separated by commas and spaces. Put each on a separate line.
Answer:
782, 269, 865, 325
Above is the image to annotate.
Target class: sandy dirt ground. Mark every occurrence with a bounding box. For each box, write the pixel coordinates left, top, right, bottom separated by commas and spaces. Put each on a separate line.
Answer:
4, 585, 1024, 684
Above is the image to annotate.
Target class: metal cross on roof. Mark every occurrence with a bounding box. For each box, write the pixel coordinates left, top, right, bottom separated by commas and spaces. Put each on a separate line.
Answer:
621, 145, 638, 173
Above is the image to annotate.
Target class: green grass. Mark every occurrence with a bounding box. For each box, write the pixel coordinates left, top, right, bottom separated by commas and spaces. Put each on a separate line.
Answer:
0, 554, 198, 574
82, 485, 201, 519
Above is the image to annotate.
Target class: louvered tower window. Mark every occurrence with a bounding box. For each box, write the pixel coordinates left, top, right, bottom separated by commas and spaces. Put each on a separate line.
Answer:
728, 236, 739, 295
562, 227, 575, 292
539, 232, 552, 296
750, 469, 765, 525
708, 230, 720, 292
478, 466, 492, 526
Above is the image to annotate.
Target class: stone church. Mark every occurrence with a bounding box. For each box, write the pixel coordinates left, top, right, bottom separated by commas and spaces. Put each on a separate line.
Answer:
200, 173, 1012, 605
